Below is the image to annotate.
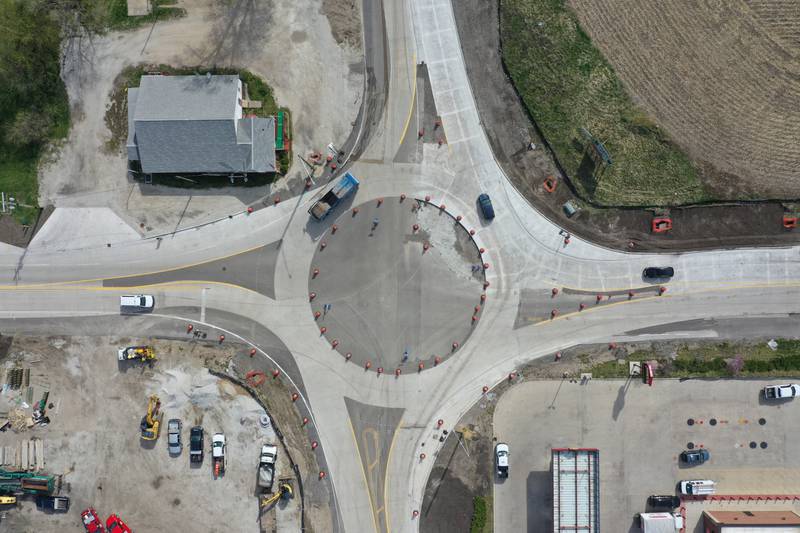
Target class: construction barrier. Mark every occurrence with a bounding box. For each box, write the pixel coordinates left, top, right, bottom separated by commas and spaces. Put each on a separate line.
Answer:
543, 177, 557, 193
651, 217, 673, 233
245, 370, 266, 387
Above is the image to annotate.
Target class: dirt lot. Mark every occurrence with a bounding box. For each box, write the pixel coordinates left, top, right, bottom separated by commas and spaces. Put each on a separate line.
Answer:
0, 336, 309, 533
453, 0, 800, 252
568, 0, 800, 200
38, 0, 363, 236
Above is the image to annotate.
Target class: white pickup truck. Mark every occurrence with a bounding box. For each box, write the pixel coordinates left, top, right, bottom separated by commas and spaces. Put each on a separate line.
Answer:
763, 383, 800, 400
258, 443, 278, 492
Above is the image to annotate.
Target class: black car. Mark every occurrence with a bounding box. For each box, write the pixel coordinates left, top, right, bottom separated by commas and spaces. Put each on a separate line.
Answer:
36, 495, 70, 512
680, 448, 710, 465
190, 426, 204, 464
643, 266, 674, 279
647, 494, 680, 510
478, 193, 495, 220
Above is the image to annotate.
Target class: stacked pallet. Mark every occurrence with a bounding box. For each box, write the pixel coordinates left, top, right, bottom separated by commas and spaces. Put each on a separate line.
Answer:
0, 439, 44, 472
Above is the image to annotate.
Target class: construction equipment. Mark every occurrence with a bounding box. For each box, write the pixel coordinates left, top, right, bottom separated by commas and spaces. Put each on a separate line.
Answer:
140, 395, 162, 441
0, 469, 59, 495
260, 479, 293, 508
32, 391, 50, 426
308, 172, 359, 220
117, 346, 156, 363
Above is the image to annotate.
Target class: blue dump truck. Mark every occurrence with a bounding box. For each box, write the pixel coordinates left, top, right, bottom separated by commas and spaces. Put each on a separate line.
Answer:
309, 172, 359, 221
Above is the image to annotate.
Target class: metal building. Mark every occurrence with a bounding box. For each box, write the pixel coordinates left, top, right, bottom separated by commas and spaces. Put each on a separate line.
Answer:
552, 448, 600, 533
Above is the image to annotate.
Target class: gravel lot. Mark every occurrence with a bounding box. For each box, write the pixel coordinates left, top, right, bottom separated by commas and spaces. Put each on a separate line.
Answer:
0, 336, 299, 533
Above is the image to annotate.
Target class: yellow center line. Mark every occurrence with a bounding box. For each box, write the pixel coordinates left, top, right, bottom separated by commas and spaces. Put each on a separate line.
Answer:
348, 419, 381, 533
398, 55, 418, 147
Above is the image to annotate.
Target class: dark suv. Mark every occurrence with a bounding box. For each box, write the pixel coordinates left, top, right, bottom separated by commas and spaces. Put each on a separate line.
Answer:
478, 193, 495, 220
643, 266, 674, 279
648, 494, 680, 510
190, 426, 204, 464
680, 448, 710, 465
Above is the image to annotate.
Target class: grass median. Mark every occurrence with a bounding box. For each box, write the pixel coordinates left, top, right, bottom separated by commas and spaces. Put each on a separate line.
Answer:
500, 0, 707, 206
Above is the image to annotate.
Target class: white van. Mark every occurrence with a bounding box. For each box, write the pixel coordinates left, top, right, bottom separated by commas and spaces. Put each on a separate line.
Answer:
119, 294, 155, 314
679, 479, 715, 496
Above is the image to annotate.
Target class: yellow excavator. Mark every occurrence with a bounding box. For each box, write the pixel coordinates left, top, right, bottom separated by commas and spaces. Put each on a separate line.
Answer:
118, 346, 156, 363
260, 480, 293, 509
140, 395, 162, 441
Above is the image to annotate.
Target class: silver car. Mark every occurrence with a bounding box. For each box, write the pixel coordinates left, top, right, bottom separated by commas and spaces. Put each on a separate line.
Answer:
168, 419, 182, 455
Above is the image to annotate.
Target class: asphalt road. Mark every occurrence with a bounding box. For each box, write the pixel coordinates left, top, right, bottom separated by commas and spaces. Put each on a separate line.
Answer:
2, 0, 800, 532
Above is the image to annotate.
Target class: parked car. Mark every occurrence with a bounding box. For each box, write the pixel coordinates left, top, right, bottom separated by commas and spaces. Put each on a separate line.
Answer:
648, 494, 680, 510
495, 442, 509, 478
168, 418, 182, 455
190, 426, 204, 464
680, 449, 710, 465
36, 495, 70, 512
763, 383, 800, 400
478, 193, 495, 220
643, 266, 674, 279
81, 508, 105, 533
106, 514, 132, 533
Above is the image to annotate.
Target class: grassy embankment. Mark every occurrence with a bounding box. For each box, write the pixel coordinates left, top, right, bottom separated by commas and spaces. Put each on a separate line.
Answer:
500, 0, 707, 206
584, 340, 800, 378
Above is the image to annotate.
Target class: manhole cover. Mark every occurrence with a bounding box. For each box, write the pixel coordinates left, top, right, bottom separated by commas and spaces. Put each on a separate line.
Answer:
750, 441, 757, 449
709, 418, 717, 426
759, 418, 766, 426
687, 442, 695, 449
687, 418, 695, 426
761, 441, 768, 449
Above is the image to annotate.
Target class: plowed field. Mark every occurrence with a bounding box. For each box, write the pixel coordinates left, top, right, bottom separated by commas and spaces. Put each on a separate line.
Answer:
568, 0, 800, 199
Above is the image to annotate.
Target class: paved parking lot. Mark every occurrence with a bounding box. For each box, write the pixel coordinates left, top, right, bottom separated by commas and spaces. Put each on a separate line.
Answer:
493, 378, 800, 532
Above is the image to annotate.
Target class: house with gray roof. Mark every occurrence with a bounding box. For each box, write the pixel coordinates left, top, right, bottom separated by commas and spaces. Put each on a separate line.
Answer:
126, 74, 276, 176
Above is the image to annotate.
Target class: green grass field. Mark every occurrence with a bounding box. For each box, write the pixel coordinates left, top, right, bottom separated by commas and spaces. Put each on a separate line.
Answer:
500, 0, 708, 206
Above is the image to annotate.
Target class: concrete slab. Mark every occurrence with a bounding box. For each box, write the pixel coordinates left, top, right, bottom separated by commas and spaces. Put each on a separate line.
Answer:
309, 198, 485, 369
493, 379, 800, 532
28, 208, 141, 251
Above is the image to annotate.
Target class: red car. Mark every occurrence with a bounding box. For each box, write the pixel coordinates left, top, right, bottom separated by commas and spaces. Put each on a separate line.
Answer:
81, 508, 105, 533
106, 514, 132, 533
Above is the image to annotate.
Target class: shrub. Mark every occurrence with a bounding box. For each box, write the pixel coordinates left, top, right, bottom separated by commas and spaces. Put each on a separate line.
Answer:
471, 496, 487, 532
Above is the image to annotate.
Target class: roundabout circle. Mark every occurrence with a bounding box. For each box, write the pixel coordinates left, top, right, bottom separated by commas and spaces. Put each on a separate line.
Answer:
308, 197, 486, 370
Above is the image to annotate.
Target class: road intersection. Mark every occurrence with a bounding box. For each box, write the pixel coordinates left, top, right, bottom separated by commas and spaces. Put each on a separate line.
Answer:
1, 0, 800, 532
